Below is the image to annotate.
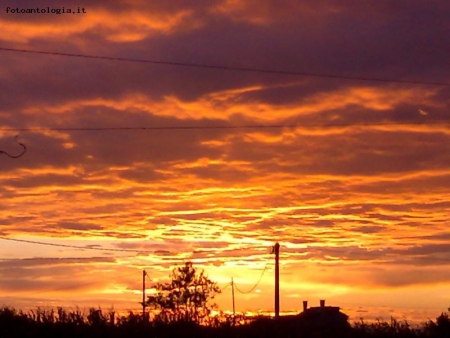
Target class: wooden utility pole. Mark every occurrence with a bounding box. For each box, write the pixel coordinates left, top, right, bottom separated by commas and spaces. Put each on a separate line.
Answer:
274, 242, 280, 319
142, 270, 146, 320
231, 277, 236, 325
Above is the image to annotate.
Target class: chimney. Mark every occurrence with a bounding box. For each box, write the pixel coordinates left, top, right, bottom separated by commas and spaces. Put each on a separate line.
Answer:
320, 299, 325, 308
302, 301, 308, 312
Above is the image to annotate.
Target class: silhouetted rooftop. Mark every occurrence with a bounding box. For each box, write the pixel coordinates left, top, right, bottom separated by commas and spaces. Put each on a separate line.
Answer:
297, 304, 349, 328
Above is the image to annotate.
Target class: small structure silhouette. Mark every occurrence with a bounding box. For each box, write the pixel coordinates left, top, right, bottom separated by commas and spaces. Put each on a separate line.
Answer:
296, 299, 350, 331
238, 300, 350, 337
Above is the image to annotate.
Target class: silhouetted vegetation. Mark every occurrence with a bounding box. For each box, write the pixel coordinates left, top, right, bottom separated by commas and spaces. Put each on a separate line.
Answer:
1, 305, 450, 338
144, 261, 221, 325
1, 264, 448, 337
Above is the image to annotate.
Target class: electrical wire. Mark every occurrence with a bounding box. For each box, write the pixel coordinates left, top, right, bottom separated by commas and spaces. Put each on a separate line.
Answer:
0, 236, 157, 254
1, 235, 270, 303
0, 256, 133, 262
21, 270, 141, 296
1, 237, 237, 294
145, 272, 151, 281
0, 120, 448, 133
145, 266, 231, 292
1, 47, 450, 86
234, 262, 270, 294
220, 282, 231, 291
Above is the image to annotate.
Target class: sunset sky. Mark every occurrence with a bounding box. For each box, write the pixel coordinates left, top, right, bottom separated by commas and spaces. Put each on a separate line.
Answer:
0, 1, 449, 323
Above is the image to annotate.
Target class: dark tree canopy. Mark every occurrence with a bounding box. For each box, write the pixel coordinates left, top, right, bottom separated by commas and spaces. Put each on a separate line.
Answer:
145, 262, 221, 324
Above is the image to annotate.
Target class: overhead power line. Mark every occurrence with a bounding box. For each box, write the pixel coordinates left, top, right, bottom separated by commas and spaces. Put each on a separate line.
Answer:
0, 236, 157, 254
0, 120, 448, 133
40, 270, 139, 293
1, 47, 450, 86
234, 262, 270, 294
221, 282, 231, 291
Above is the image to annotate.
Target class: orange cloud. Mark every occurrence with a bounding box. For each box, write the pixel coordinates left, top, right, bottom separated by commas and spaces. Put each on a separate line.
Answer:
20, 84, 440, 126
0, 9, 197, 43
211, 0, 342, 25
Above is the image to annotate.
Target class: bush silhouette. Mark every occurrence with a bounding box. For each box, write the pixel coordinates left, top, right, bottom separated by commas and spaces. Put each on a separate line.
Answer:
1, 305, 449, 337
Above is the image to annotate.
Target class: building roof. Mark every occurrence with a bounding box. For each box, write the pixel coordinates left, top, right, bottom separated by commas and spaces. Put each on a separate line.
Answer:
297, 305, 349, 327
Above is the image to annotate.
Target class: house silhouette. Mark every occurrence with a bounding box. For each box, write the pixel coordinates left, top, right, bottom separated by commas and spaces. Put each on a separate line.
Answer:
297, 300, 350, 329
244, 300, 350, 338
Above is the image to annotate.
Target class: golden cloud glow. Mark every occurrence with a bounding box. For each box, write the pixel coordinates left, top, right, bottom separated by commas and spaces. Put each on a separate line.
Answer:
1, 1, 449, 324
21, 85, 440, 125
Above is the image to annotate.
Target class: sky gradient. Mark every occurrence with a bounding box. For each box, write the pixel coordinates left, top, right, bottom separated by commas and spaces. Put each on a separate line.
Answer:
1, 0, 449, 323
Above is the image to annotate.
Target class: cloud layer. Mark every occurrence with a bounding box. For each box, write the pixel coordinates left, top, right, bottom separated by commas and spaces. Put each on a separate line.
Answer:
1, 0, 449, 322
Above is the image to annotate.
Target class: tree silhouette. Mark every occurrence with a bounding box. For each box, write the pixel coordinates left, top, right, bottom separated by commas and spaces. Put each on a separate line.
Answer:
145, 262, 221, 324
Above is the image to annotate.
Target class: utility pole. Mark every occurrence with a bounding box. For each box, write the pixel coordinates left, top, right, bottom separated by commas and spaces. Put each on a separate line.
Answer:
142, 270, 146, 320
231, 277, 236, 325
274, 242, 280, 319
